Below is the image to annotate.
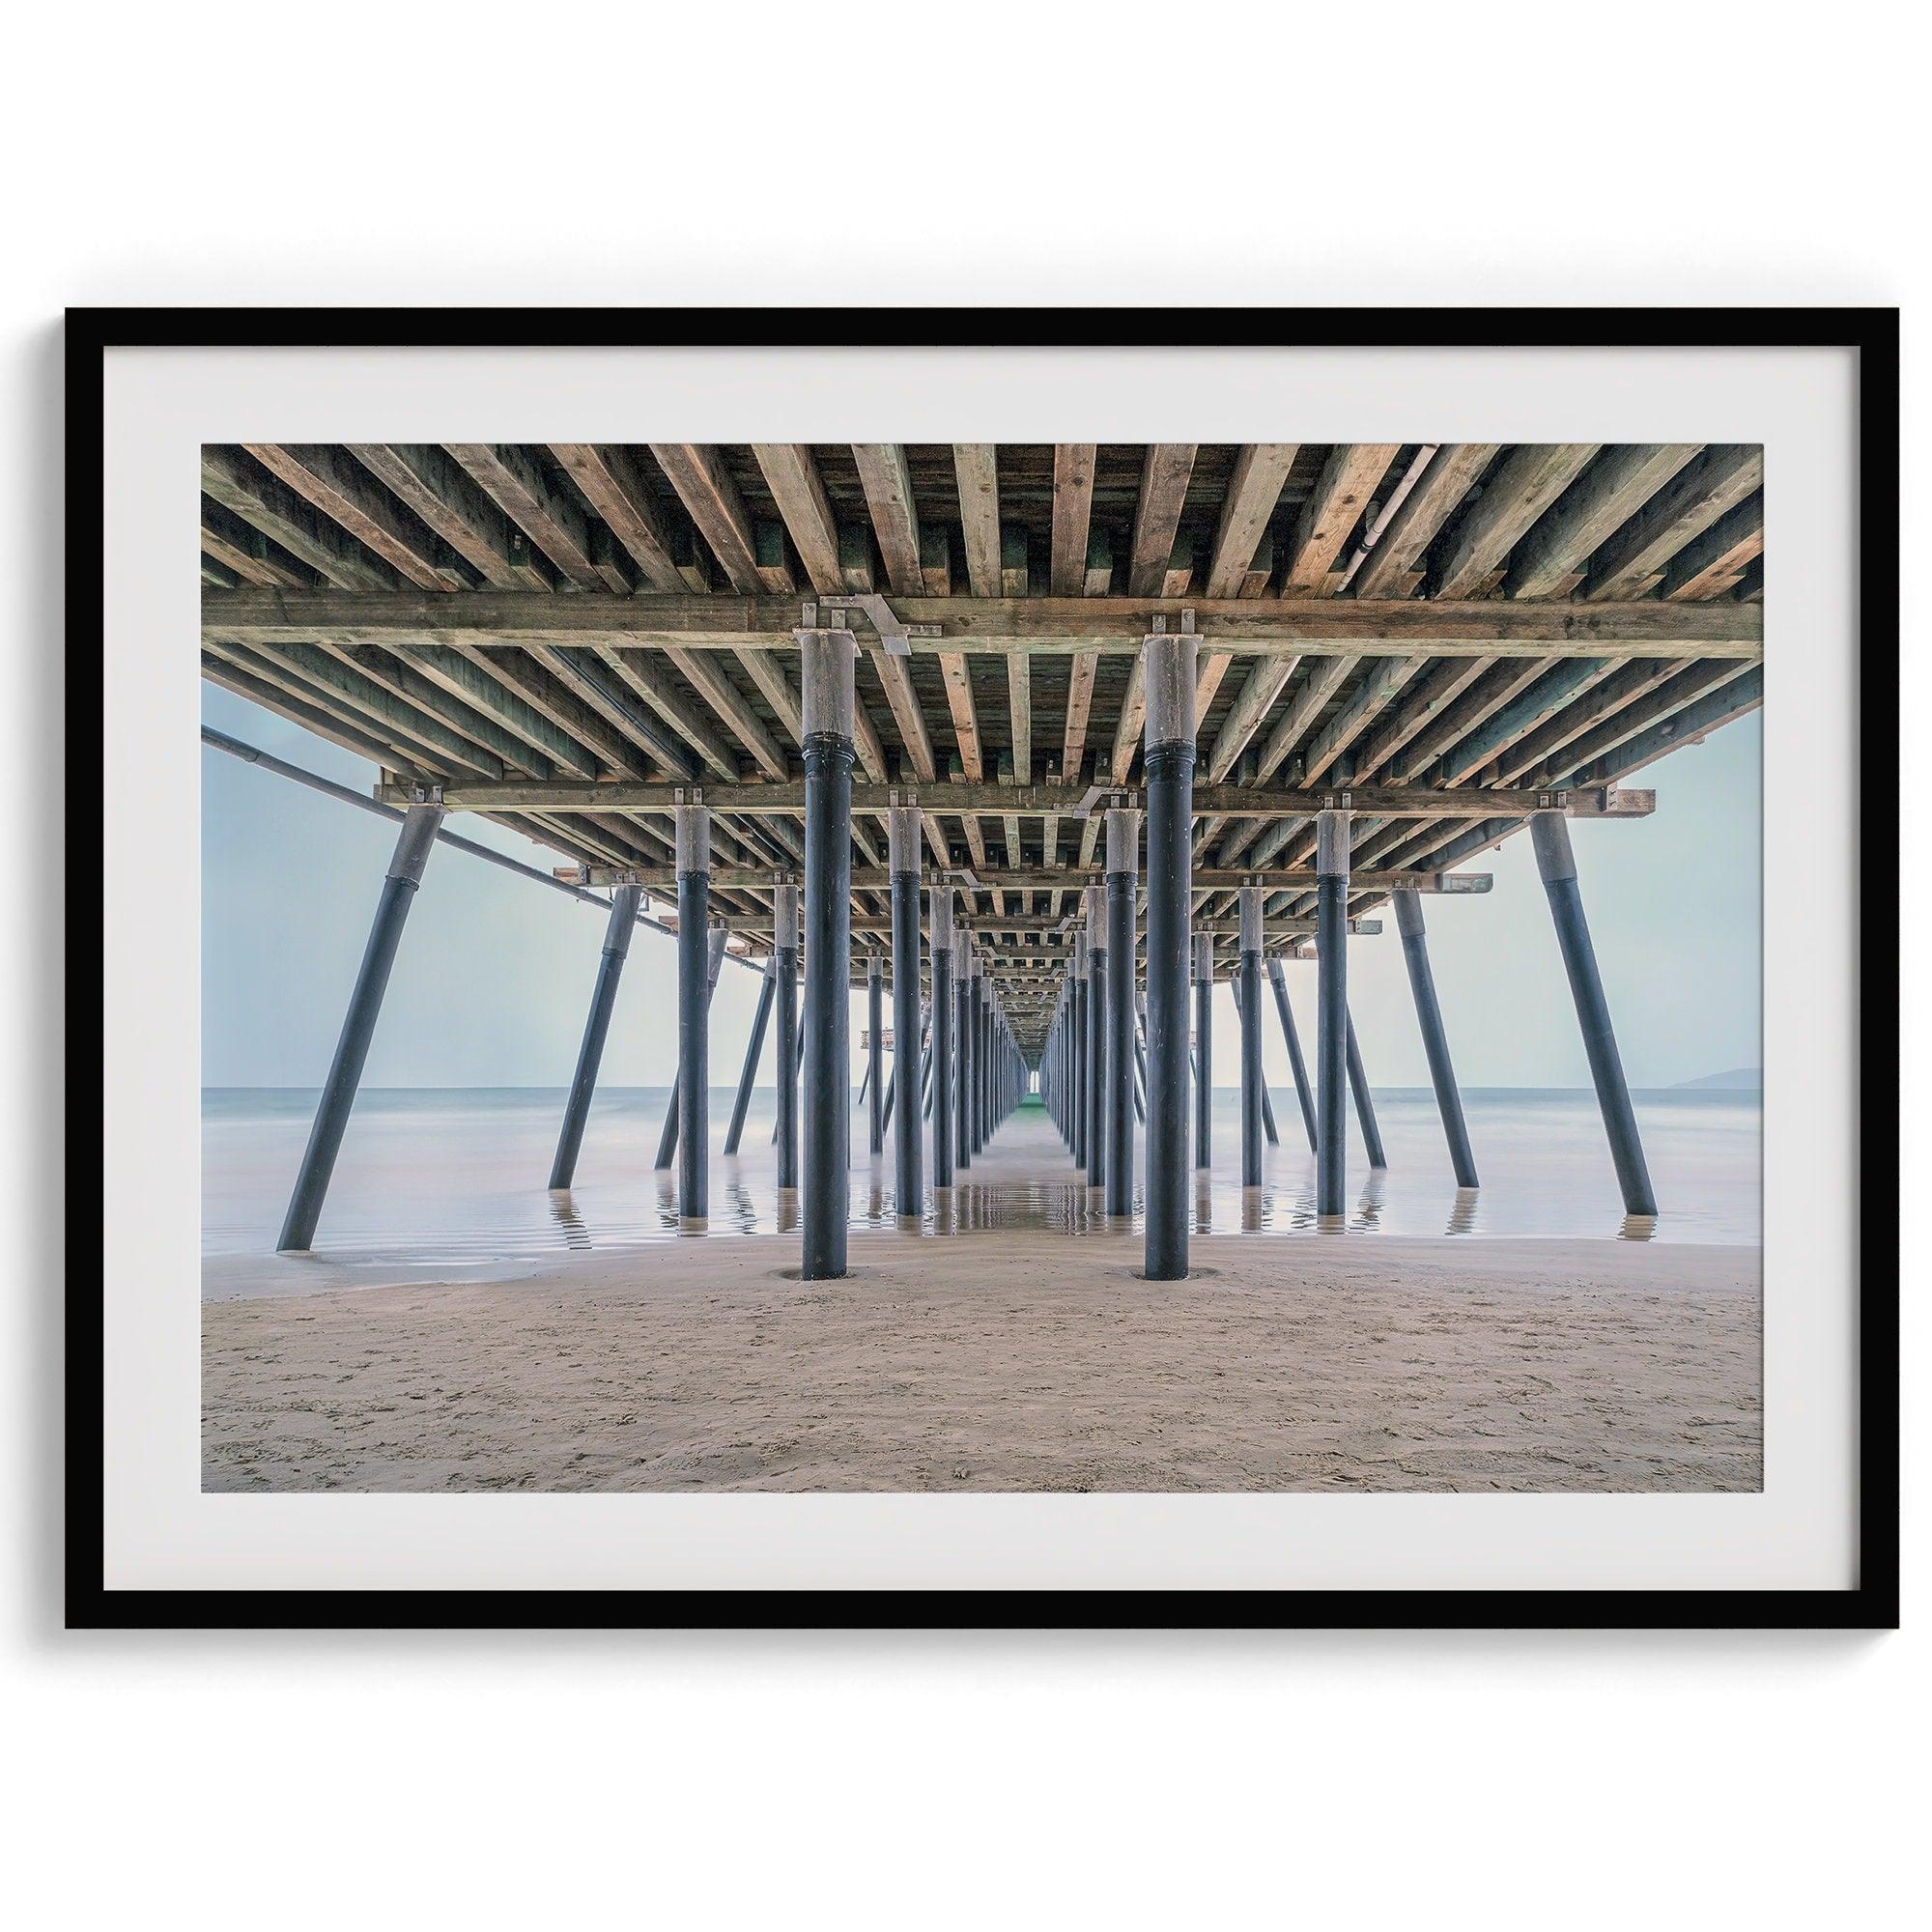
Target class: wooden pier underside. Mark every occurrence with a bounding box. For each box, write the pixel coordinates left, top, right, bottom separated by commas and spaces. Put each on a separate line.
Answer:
199, 440, 1764, 1050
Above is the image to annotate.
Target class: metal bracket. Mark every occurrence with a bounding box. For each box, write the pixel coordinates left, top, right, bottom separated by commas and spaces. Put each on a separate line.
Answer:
802, 595, 940, 658
408, 782, 444, 806
1148, 610, 1198, 638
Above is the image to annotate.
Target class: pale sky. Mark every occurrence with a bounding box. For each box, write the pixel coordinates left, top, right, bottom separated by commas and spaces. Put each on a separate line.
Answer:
201, 683, 1761, 1093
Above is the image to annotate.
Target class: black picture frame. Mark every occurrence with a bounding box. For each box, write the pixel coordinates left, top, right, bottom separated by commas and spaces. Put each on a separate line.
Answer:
67, 306, 1899, 1631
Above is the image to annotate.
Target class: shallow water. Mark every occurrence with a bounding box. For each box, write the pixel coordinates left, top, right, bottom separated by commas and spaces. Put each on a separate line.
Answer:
203, 1085, 1760, 1296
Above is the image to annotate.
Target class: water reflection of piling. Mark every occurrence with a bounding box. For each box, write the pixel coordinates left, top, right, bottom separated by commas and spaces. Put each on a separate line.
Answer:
1351, 1167, 1386, 1233
1240, 1186, 1265, 1234
1446, 1187, 1480, 1236
548, 1192, 593, 1252
1619, 1213, 1658, 1242
775, 1187, 800, 1235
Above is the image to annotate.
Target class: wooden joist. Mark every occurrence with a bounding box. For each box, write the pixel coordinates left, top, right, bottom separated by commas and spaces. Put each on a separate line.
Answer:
1125, 445, 1199, 596
1432, 443, 1600, 599
446, 444, 603, 589
648, 443, 763, 594
1349, 444, 1498, 598
202, 447, 397, 593
1583, 445, 1763, 600
1204, 443, 1297, 597
243, 444, 454, 592
1505, 445, 1699, 599
346, 444, 528, 591
1280, 442, 1400, 595
548, 445, 684, 590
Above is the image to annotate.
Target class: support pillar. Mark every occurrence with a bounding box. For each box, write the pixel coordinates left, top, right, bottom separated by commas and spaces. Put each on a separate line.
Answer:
867, 952, 884, 1155
723, 956, 777, 1156
1265, 955, 1319, 1153
1237, 886, 1264, 1189
929, 886, 954, 1188
890, 802, 924, 1214
1392, 890, 1477, 1186
1070, 933, 1087, 1172
953, 927, 974, 1173
799, 628, 856, 1278
1104, 808, 1139, 1216
1193, 932, 1213, 1171
1532, 811, 1657, 1216
774, 881, 800, 1191
1084, 884, 1105, 1194
674, 803, 710, 1226
1316, 808, 1350, 1217
277, 799, 443, 1252
1142, 627, 1196, 1279
1346, 1015, 1387, 1170
549, 883, 642, 1190
655, 922, 727, 1171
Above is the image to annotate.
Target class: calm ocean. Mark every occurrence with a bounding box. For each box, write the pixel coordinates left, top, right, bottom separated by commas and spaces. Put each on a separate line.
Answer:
203, 1085, 1759, 1295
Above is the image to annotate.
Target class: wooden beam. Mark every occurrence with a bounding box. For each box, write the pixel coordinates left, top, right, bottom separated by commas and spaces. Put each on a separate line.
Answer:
1280, 443, 1400, 595
199, 500, 311, 590
1205, 443, 1297, 597
1505, 444, 1700, 598
1660, 494, 1763, 600
1109, 654, 1148, 785
202, 587, 1762, 655
589, 647, 743, 781
647, 645, 788, 782
1048, 443, 1097, 596
1583, 445, 1763, 600
953, 445, 1002, 598
1432, 443, 1600, 599
850, 443, 923, 596
1206, 658, 1298, 782
446, 444, 602, 588
1349, 444, 1498, 598
380, 778, 1655, 820
1125, 445, 1199, 596
347, 444, 526, 591
1302, 656, 1427, 781
750, 444, 843, 596
647, 443, 763, 595
548, 445, 684, 590
574, 865, 1490, 894
243, 444, 452, 591
201, 448, 396, 592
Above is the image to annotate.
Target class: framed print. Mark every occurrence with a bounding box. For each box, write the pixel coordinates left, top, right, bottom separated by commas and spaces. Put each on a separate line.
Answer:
70, 306, 1897, 1627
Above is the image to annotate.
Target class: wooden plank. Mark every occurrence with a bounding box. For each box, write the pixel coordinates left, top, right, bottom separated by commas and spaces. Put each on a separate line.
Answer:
1062, 653, 1098, 782
1194, 649, 1235, 727
953, 445, 1002, 599
244, 443, 452, 591
342, 644, 554, 778
752, 444, 843, 595
657, 641, 792, 777
1205, 657, 1298, 782
850, 443, 924, 596
647, 443, 763, 595
1349, 444, 1499, 598
446, 444, 602, 588
1205, 444, 1297, 597
598, 645, 753, 781
525, 645, 683, 780
1048, 443, 1097, 596
937, 650, 983, 780
1251, 656, 1357, 781
1583, 445, 1763, 600
202, 652, 415, 770
1301, 656, 1428, 781
753, 522, 796, 594
1350, 655, 1494, 780
202, 586, 1763, 654
349, 443, 526, 591
1280, 443, 1400, 595
1125, 444, 1199, 596
1505, 445, 1700, 598
199, 501, 311, 590
398, 642, 601, 777
200, 447, 396, 592
1488, 657, 1694, 784
1660, 494, 1764, 600
549, 444, 684, 589
1108, 654, 1148, 784
1432, 443, 1601, 599
1007, 651, 1033, 784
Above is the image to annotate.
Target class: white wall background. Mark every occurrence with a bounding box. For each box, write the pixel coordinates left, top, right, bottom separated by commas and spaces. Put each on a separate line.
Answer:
6, 6, 1920, 1928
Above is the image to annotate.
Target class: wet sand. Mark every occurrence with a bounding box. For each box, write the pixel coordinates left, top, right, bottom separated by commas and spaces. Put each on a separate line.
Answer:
203, 1110, 1761, 1494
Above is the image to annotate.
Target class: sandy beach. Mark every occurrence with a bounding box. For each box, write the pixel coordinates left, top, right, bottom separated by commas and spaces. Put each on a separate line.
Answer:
204, 1104, 1760, 1492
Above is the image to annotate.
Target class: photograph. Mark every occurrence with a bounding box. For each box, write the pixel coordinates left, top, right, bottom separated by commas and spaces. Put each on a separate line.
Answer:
195, 432, 1766, 1495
